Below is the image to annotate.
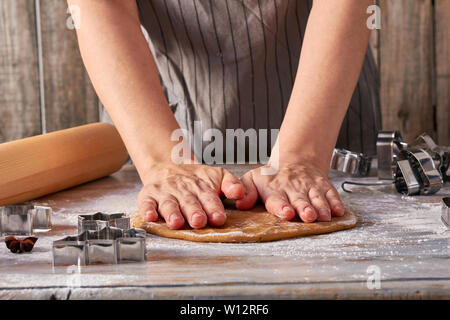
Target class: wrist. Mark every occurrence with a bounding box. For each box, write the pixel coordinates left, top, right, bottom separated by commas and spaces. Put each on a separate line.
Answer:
135, 145, 196, 186
270, 148, 332, 175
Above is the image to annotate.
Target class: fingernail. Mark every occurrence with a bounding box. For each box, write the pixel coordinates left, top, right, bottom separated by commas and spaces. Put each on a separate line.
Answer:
192, 212, 206, 225
318, 208, 331, 221
281, 206, 294, 218
212, 212, 226, 221
145, 210, 155, 221
169, 213, 181, 224
304, 207, 316, 219
334, 204, 345, 215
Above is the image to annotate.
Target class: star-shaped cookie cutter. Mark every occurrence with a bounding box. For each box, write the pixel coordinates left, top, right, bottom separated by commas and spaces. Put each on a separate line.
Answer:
52, 226, 146, 266
77, 212, 130, 233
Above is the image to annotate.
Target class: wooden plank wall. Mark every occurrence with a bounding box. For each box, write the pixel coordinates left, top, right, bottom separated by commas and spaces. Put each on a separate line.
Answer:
0, 1, 449, 145
0, 0, 41, 142
435, 0, 450, 145
39, 0, 99, 132
0, 0, 98, 143
379, 0, 434, 143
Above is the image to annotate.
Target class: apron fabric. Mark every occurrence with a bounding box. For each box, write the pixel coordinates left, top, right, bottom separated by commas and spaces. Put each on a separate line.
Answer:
136, 0, 381, 158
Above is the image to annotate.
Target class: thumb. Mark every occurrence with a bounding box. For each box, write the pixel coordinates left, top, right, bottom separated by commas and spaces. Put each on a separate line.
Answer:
221, 169, 246, 200
235, 172, 258, 210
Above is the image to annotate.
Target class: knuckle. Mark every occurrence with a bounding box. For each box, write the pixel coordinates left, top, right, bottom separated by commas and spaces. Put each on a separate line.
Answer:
311, 198, 328, 207
159, 198, 178, 210
266, 194, 285, 204
325, 187, 339, 197
201, 194, 221, 205
176, 180, 189, 190
314, 176, 329, 185
141, 198, 157, 207
182, 195, 201, 207
308, 193, 323, 201
291, 198, 309, 209
308, 187, 322, 197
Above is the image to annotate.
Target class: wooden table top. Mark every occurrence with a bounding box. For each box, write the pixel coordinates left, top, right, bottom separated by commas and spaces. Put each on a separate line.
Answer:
1, 164, 449, 299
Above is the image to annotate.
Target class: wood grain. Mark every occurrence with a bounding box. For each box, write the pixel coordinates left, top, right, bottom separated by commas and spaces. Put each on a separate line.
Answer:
39, 0, 99, 132
0, 123, 128, 206
379, 0, 435, 142
435, 0, 450, 145
0, 0, 41, 143
1, 165, 449, 299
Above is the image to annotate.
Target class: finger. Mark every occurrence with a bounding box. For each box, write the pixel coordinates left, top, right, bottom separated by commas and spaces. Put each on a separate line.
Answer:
235, 173, 258, 210
308, 188, 331, 222
178, 194, 208, 229
325, 187, 345, 216
262, 191, 296, 221
287, 192, 318, 223
221, 169, 246, 200
157, 196, 185, 229
197, 192, 227, 227
137, 195, 158, 222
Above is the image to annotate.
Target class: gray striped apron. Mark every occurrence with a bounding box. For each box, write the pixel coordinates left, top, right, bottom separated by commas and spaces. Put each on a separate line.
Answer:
136, 0, 381, 160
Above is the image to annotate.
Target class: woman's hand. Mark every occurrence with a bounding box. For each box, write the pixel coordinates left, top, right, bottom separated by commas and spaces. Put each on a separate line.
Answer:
237, 0, 373, 222
137, 164, 246, 229
236, 161, 345, 223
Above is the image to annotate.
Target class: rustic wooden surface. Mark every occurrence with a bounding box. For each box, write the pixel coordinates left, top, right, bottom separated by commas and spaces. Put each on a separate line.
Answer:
39, 0, 99, 133
435, 0, 450, 146
0, 165, 449, 299
0, 0, 41, 143
379, 0, 435, 143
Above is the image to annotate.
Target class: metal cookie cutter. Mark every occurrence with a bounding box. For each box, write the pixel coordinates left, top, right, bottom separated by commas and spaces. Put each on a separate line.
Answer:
52, 226, 146, 266
442, 197, 450, 228
78, 212, 130, 233
377, 131, 408, 180
394, 148, 443, 196
416, 133, 450, 182
0, 205, 52, 236
330, 148, 372, 176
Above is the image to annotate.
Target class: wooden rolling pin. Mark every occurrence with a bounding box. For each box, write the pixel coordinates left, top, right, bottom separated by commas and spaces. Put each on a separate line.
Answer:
0, 122, 128, 206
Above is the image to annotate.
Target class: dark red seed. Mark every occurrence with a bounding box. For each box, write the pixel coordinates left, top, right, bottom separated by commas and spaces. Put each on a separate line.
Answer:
4, 236, 17, 248
9, 241, 20, 253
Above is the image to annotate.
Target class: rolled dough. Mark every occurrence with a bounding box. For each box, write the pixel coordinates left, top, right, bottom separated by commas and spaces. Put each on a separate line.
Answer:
131, 204, 358, 243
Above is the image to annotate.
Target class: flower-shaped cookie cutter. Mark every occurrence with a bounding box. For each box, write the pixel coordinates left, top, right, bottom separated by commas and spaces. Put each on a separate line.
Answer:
77, 212, 130, 233
52, 226, 146, 266
0, 205, 52, 236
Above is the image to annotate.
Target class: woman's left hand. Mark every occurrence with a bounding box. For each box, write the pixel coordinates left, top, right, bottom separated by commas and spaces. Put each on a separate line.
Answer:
236, 161, 345, 222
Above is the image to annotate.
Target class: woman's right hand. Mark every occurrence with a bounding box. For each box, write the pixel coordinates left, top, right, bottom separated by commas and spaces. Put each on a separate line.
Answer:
137, 164, 254, 229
